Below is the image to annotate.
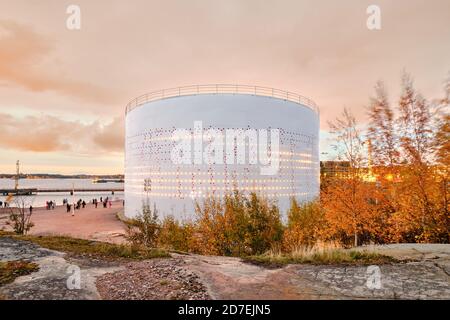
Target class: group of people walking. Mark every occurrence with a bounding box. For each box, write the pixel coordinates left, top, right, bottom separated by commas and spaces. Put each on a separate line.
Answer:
66, 199, 86, 212
95, 196, 112, 208
1, 197, 118, 213
45, 200, 56, 210
64, 196, 112, 212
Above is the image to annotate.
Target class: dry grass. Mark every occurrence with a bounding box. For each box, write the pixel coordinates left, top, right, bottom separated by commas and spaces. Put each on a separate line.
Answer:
0, 231, 169, 261
243, 244, 396, 268
0, 260, 39, 287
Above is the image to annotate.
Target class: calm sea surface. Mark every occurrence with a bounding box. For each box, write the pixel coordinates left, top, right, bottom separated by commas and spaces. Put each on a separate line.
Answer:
0, 178, 124, 208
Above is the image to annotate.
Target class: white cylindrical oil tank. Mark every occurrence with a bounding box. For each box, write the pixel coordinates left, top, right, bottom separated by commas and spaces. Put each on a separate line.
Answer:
124, 85, 319, 219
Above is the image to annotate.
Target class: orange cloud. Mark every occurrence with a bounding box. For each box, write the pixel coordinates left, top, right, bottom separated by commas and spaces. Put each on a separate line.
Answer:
0, 113, 124, 154
0, 20, 118, 104
92, 117, 124, 152
0, 0, 449, 173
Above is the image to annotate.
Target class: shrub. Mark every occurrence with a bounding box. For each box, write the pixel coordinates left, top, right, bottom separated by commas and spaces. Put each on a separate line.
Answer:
6, 196, 34, 235
194, 195, 226, 255
125, 201, 160, 247
157, 216, 194, 252
283, 199, 324, 251
194, 192, 283, 256
245, 193, 283, 255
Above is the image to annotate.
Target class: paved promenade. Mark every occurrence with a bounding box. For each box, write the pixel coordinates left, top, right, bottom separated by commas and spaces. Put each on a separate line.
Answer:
0, 201, 127, 243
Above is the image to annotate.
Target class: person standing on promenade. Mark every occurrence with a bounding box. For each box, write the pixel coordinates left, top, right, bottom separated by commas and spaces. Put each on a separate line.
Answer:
29, 205, 33, 215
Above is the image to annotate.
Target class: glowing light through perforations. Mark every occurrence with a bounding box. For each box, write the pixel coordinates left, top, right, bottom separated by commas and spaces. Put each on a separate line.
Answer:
125, 131, 317, 195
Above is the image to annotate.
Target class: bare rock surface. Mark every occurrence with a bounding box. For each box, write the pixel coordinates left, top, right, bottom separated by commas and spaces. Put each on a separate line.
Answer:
176, 245, 450, 300
0, 237, 122, 300
286, 262, 450, 300
1, 236, 449, 300
177, 254, 339, 299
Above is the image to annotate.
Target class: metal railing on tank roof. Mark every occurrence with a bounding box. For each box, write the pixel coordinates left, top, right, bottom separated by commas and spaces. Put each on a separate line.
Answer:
125, 84, 318, 115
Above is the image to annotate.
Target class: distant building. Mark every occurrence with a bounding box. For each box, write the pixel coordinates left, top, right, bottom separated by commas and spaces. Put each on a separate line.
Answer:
320, 161, 378, 182
320, 161, 351, 178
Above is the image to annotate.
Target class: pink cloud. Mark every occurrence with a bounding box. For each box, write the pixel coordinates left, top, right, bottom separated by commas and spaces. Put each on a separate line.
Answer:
0, 113, 124, 154
0, 20, 118, 104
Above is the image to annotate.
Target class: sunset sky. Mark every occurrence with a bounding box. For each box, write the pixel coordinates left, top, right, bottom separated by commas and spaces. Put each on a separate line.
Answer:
0, 0, 449, 174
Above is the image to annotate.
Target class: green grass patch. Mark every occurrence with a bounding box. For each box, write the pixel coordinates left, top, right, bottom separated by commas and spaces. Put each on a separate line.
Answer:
0, 231, 169, 261
0, 260, 39, 287
243, 249, 396, 268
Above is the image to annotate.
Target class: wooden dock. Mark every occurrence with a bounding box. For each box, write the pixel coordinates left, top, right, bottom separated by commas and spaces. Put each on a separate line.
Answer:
1, 188, 124, 196
0, 188, 37, 196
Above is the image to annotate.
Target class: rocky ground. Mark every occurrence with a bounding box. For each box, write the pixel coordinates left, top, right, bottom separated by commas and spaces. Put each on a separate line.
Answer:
96, 258, 209, 300
80, 244, 450, 300
0, 237, 122, 299
1, 236, 449, 300
174, 250, 450, 300
0, 236, 209, 300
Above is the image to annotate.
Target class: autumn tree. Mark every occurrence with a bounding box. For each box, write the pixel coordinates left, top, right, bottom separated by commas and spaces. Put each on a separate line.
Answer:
283, 199, 325, 250
329, 108, 367, 169
365, 81, 401, 238
434, 72, 450, 166
430, 75, 450, 242
398, 73, 434, 165
434, 114, 450, 166
324, 108, 372, 246
386, 72, 446, 242
367, 81, 399, 167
